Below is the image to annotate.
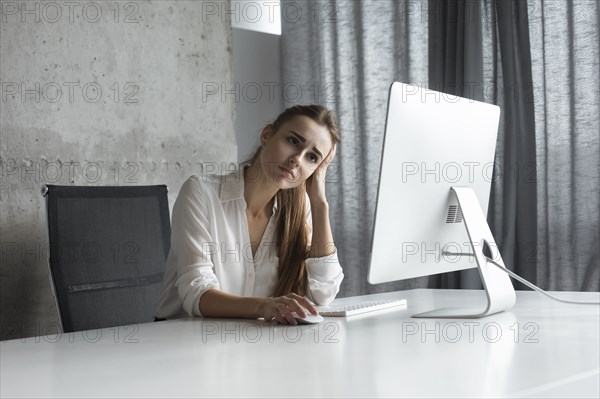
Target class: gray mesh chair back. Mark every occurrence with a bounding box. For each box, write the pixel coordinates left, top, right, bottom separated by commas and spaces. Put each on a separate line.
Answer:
42, 185, 171, 333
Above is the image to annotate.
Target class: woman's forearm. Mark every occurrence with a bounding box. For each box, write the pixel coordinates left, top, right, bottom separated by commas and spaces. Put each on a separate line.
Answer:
307, 201, 336, 258
199, 289, 268, 319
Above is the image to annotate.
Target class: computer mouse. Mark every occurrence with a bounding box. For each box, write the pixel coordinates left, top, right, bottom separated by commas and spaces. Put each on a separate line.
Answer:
292, 312, 324, 324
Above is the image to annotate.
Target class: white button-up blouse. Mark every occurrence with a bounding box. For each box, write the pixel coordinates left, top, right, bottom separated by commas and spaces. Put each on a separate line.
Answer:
154, 165, 344, 319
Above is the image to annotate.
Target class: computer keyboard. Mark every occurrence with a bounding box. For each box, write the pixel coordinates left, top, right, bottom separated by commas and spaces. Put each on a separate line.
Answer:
316, 298, 407, 317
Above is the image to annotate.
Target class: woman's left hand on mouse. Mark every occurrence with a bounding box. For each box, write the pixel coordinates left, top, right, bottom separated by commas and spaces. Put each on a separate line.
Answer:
261, 293, 319, 325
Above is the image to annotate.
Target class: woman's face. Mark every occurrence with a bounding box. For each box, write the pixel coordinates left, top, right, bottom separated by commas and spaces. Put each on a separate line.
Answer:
258, 115, 333, 188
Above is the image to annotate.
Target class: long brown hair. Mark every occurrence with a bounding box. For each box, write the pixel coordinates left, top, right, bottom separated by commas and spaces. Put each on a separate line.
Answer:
241, 105, 341, 297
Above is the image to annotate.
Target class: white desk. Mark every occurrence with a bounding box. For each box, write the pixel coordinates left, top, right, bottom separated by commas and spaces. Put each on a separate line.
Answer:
1, 289, 599, 398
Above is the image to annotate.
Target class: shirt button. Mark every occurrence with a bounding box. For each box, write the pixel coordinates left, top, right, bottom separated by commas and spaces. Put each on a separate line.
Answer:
247, 272, 254, 279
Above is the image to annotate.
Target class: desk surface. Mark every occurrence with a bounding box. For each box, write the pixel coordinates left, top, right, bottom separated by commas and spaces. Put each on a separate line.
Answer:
1, 289, 599, 398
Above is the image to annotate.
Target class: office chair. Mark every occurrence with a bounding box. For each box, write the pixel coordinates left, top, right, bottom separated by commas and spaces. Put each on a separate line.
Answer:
42, 184, 171, 333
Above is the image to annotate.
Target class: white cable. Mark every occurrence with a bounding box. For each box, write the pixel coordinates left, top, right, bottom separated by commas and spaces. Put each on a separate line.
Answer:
487, 258, 600, 305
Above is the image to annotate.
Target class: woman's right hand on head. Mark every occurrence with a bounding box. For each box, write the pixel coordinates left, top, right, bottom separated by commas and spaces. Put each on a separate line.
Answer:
261, 293, 319, 325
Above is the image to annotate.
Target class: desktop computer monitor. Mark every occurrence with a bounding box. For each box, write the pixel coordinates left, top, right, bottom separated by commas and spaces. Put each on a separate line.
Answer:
367, 82, 516, 318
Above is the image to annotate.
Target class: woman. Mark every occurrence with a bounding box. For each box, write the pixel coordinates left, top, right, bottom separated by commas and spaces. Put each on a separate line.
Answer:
154, 104, 344, 325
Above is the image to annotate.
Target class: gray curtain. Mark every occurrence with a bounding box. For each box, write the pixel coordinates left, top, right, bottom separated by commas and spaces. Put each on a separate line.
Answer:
426, 0, 488, 289
485, 0, 539, 290
280, 0, 599, 297
427, 0, 540, 290
527, 0, 599, 290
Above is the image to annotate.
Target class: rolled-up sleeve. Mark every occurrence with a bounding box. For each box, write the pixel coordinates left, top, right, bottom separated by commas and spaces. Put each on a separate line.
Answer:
305, 249, 344, 306
171, 177, 220, 317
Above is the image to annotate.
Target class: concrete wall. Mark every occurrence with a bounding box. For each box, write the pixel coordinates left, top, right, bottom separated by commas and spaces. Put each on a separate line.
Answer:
0, 0, 235, 340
